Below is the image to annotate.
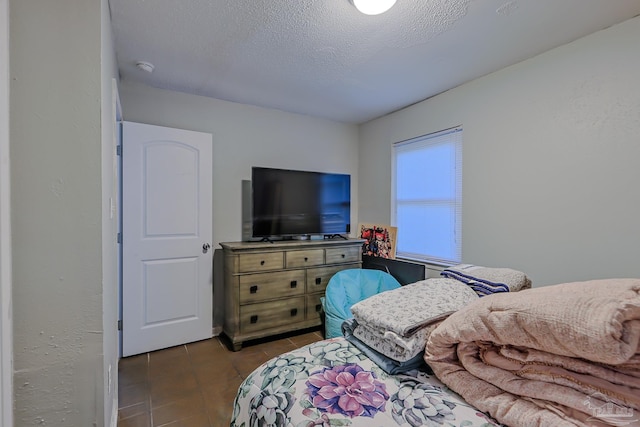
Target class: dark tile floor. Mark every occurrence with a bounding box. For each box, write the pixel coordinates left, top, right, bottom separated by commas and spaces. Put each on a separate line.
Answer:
117, 328, 323, 427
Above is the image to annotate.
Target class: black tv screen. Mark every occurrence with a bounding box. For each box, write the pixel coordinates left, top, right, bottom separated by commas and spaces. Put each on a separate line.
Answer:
252, 167, 351, 238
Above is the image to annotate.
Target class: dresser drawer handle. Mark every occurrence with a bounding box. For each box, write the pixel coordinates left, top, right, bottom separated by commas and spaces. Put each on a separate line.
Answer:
304, 257, 308, 262
260, 260, 265, 266
341, 253, 345, 258
315, 304, 322, 313
290, 281, 297, 288
250, 315, 258, 324
315, 277, 322, 285
290, 308, 298, 317
250, 285, 258, 294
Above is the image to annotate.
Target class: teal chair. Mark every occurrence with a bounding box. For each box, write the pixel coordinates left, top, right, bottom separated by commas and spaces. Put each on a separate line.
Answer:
321, 269, 402, 338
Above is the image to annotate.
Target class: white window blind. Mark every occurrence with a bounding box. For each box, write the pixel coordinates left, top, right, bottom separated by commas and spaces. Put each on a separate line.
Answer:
392, 127, 462, 264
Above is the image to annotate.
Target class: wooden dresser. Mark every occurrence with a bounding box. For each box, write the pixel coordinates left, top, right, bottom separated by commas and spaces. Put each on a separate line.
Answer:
220, 238, 363, 350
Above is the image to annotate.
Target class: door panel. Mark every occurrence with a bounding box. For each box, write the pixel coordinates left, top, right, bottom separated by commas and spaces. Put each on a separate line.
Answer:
145, 143, 198, 236
143, 257, 199, 323
122, 122, 212, 357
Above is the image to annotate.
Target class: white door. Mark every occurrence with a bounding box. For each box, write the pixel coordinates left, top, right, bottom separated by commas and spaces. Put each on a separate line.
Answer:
122, 121, 213, 357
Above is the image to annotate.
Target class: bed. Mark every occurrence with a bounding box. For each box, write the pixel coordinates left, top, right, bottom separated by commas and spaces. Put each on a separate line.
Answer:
231, 270, 640, 427
230, 337, 500, 426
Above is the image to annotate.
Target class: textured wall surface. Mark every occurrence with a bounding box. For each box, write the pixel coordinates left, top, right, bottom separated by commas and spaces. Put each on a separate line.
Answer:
10, 0, 105, 425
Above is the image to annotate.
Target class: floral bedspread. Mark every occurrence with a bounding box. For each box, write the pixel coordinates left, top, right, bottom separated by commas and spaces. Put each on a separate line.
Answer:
231, 337, 499, 427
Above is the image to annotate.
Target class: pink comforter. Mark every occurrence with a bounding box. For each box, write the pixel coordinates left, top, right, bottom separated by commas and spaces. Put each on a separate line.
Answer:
424, 279, 640, 427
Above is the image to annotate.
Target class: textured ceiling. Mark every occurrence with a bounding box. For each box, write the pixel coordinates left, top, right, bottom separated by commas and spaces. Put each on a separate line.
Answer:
109, 0, 640, 124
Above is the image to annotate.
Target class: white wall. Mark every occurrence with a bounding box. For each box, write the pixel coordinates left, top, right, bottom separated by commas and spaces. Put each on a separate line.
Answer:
359, 16, 640, 287
118, 81, 360, 246
10, 0, 106, 425
0, 0, 13, 425
101, 0, 120, 425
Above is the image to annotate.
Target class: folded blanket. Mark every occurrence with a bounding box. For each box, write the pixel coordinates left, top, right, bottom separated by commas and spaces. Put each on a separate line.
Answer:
341, 319, 429, 375
350, 278, 478, 338
440, 264, 531, 295
352, 320, 441, 362
424, 278, 640, 427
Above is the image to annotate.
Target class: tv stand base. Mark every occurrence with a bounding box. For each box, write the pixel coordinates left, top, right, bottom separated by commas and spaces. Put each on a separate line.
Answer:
291, 235, 311, 240
323, 234, 347, 240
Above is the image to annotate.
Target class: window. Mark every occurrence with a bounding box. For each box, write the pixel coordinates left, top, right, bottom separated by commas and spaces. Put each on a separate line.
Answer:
392, 127, 462, 264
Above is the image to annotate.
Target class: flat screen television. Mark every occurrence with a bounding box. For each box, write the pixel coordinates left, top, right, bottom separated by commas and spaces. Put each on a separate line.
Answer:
251, 167, 351, 239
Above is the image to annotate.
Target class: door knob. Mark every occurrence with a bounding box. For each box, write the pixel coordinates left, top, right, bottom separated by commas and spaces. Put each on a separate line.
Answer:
202, 243, 211, 253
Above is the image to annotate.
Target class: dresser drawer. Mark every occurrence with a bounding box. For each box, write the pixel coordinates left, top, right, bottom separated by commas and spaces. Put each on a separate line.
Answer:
240, 297, 306, 333
306, 294, 324, 323
238, 251, 284, 273
306, 263, 361, 294
286, 249, 324, 268
239, 270, 305, 304
325, 246, 361, 264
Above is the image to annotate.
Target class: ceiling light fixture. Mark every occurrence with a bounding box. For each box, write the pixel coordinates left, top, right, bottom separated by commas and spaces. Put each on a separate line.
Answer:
350, 0, 397, 15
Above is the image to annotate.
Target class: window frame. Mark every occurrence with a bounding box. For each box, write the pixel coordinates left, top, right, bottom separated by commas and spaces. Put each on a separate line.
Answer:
391, 126, 462, 265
